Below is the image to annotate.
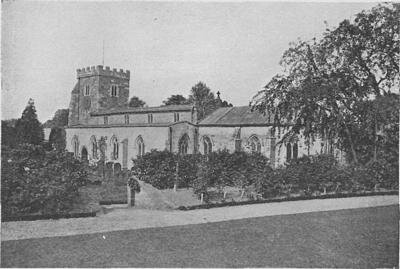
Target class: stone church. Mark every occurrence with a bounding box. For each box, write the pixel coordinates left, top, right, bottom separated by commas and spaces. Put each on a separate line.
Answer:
65, 65, 337, 170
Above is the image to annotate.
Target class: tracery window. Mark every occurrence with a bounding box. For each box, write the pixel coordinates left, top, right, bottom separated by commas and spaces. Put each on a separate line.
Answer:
90, 136, 97, 159
110, 136, 119, 160
203, 136, 212, 155
72, 135, 79, 158
248, 135, 261, 153
136, 136, 145, 157
179, 134, 189, 155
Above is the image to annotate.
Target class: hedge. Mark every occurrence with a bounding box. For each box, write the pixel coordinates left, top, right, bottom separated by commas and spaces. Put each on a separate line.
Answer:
2, 211, 96, 222
130, 150, 398, 203
1, 144, 88, 219
177, 190, 399, 211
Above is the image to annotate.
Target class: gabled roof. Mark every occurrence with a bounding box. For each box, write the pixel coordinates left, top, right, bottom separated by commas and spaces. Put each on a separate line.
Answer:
91, 104, 194, 116
199, 106, 273, 127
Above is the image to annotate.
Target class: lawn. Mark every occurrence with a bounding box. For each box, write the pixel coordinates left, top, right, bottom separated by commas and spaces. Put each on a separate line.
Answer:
1, 205, 398, 268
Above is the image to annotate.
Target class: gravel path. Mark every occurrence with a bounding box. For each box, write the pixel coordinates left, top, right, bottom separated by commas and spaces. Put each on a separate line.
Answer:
2, 195, 397, 241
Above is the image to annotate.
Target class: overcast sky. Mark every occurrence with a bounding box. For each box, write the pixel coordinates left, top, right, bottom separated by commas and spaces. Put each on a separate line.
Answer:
2, 1, 377, 122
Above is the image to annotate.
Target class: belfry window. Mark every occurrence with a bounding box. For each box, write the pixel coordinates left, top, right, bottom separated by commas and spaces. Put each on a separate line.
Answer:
84, 85, 90, 96
111, 85, 118, 97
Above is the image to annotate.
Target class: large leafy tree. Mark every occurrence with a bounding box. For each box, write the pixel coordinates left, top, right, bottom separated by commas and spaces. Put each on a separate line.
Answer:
128, 96, 146, 108
251, 3, 399, 165
48, 127, 66, 150
43, 109, 69, 128
188, 82, 219, 120
15, 99, 44, 145
162, 94, 189, 106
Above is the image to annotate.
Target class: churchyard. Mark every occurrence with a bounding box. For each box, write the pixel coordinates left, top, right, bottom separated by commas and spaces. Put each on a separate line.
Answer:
1, 2, 399, 268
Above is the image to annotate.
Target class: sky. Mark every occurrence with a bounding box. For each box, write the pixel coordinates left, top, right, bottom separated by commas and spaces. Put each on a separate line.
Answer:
1, 1, 377, 122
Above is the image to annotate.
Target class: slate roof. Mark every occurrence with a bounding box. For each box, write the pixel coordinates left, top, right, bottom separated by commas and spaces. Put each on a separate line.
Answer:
91, 104, 193, 116
199, 106, 273, 126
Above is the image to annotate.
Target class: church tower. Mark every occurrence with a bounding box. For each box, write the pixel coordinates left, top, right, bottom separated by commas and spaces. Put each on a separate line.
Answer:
68, 65, 130, 126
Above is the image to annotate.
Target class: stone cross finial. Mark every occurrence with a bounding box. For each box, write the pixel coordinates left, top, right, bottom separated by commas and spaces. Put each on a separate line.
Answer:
217, 91, 221, 99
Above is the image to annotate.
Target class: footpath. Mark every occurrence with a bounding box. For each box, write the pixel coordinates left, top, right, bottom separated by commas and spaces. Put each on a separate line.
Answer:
1, 195, 398, 241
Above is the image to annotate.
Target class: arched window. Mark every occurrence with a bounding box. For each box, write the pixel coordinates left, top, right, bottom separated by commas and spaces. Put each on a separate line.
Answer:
286, 142, 292, 162
110, 136, 119, 160
81, 146, 88, 161
203, 136, 212, 155
136, 136, 145, 157
90, 136, 97, 159
72, 135, 79, 158
179, 134, 189, 155
248, 135, 261, 153
293, 143, 298, 160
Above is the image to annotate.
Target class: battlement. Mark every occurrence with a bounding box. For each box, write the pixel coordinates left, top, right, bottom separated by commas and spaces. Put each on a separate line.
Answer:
76, 65, 130, 79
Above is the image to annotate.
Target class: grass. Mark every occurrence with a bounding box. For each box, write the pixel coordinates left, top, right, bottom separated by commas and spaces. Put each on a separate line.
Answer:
1, 205, 398, 268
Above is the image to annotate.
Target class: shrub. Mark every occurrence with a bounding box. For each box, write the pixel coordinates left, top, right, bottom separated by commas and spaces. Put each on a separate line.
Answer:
131, 150, 176, 189
191, 150, 271, 197
177, 154, 201, 188
1, 144, 88, 217
128, 177, 141, 193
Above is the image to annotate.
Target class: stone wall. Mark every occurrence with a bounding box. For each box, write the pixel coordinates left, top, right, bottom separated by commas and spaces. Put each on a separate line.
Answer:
66, 125, 170, 169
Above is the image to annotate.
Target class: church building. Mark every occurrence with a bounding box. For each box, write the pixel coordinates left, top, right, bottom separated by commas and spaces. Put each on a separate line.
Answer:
65, 65, 337, 170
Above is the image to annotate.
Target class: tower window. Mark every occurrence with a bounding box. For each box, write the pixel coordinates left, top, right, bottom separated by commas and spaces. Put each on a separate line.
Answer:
124, 114, 129, 124
148, 114, 153, 123
84, 85, 90, 96
111, 85, 118, 97
104, 116, 108, 125
174, 112, 180, 122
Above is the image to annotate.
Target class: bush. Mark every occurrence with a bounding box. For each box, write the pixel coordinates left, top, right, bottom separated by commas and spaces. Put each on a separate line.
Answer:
177, 154, 201, 188
130, 149, 397, 202
1, 144, 88, 217
131, 150, 176, 189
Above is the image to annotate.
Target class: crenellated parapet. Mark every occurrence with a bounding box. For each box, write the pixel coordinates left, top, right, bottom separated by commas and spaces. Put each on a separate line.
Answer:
76, 65, 130, 79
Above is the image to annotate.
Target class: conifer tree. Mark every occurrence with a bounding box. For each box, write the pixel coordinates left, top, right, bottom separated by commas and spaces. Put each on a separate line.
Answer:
15, 98, 44, 145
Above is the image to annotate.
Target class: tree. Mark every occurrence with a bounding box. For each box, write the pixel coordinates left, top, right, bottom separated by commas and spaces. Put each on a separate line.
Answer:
188, 82, 219, 120
128, 96, 146, 108
251, 3, 399, 165
43, 109, 69, 128
49, 127, 66, 150
162, 95, 189, 106
15, 99, 44, 145
1, 120, 18, 147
